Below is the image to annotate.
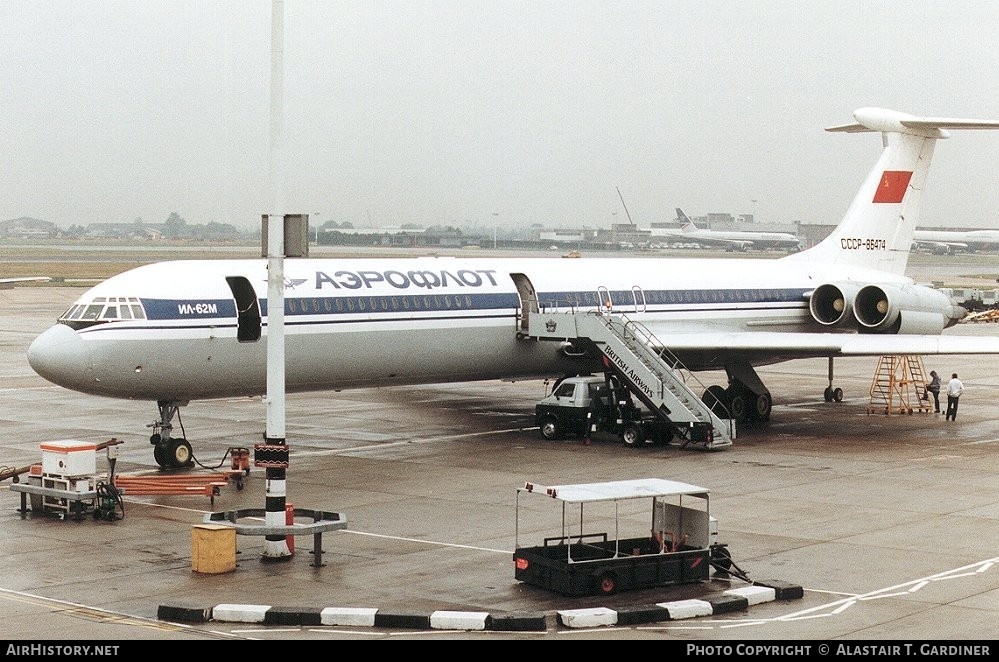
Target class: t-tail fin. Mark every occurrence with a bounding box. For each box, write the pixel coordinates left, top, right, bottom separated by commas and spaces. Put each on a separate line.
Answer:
786, 108, 999, 276
675, 208, 698, 232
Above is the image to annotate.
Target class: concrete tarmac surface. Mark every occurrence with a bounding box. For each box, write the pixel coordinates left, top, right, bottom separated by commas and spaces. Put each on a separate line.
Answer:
2, 284, 998, 642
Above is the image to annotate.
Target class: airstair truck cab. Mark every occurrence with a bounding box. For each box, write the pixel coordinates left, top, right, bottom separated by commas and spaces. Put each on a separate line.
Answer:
535, 374, 676, 446
513, 478, 738, 596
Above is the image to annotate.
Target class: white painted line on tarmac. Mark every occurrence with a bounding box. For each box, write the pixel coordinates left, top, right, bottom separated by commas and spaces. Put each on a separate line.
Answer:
116, 501, 512, 554
747, 556, 999, 626
290, 427, 534, 458
340, 529, 510, 554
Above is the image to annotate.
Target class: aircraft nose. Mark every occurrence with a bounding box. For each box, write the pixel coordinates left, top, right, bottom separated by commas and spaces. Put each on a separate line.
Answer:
27, 324, 89, 387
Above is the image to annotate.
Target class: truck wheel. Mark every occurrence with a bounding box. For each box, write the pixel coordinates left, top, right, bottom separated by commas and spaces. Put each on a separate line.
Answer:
539, 416, 561, 440
651, 424, 674, 445
596, 571, 618, 595
621, 424, 645, 446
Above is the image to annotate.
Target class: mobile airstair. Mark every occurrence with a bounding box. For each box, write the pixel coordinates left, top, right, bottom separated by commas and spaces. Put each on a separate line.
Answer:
525, 309, 735, 449
867, 355, 932, 416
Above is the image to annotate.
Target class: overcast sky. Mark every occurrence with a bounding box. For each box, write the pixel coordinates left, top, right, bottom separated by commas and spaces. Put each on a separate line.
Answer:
5, 1, 999, 231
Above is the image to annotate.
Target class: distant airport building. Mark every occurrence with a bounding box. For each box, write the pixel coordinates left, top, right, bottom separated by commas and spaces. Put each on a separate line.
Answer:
0, 217, 58, 238
797, 223, 836, 249
318, 225, 469, 248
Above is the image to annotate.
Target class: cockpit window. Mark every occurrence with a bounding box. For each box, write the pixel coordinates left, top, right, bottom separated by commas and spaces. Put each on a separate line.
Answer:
81, 305, 103, 320
59, 297, 146, 330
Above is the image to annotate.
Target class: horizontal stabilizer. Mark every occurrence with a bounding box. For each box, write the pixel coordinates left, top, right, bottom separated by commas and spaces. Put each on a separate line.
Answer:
827, 108, 999, 137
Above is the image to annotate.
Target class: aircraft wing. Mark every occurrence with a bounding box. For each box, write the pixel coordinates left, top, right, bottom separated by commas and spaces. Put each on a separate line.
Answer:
0, 277, 50, 289
648, 330, 999, 358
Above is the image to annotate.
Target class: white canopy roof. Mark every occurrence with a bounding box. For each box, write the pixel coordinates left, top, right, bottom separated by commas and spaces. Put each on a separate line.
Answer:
520, 478, 709, 504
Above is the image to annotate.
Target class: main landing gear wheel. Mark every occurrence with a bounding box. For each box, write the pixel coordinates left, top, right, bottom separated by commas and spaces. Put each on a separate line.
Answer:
753, 392, 773, 421
727, 387, 749, 422
824, 387, 844, 402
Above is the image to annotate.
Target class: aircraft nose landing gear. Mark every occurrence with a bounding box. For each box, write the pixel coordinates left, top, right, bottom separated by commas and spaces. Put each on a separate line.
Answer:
150, 434, 194, 470
149, 400, 194, 469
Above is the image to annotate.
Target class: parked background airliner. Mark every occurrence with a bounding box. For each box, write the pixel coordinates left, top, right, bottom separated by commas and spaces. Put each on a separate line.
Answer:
26, 108, 999, 468
912, 228, 999, 254
648, 209, 802, 252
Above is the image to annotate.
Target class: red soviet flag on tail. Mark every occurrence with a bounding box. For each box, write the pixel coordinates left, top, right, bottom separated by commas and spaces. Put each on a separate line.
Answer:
872, 170, 912, 203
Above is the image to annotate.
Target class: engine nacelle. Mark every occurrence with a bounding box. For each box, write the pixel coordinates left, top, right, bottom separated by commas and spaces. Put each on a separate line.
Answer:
853, 283, 963, 334
809, 282, 861, 327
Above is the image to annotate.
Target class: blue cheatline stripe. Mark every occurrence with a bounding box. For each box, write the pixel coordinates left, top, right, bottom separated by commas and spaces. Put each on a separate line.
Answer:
137, 288, 808, 322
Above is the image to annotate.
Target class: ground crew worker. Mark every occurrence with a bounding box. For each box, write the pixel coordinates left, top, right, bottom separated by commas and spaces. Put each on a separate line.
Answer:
945, 373, 964, 421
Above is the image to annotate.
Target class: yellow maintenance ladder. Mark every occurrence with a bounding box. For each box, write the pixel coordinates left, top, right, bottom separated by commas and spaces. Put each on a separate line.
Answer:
867, 355, 932, 416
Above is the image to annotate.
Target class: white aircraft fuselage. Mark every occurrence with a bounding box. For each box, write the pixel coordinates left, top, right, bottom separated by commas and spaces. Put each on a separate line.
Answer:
27, 256, 918, 403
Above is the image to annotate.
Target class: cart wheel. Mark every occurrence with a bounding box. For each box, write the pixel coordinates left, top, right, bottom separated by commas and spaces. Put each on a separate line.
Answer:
597, 571, 618, 595
711, 545, 733, 573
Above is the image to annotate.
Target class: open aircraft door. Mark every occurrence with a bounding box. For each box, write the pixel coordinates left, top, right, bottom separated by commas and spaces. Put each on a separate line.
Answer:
226, 276, 261, 342
510, 273, 538, 333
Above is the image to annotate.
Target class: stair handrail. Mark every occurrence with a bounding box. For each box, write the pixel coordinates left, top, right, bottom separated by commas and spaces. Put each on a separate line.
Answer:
589, 310, 735, 425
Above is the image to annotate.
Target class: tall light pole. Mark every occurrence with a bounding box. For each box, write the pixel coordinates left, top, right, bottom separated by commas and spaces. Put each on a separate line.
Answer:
492, 212, 499, 249
259, 0, 292, 563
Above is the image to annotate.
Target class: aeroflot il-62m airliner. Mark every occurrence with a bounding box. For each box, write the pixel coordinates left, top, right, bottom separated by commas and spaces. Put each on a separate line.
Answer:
27, 108, 999, 468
